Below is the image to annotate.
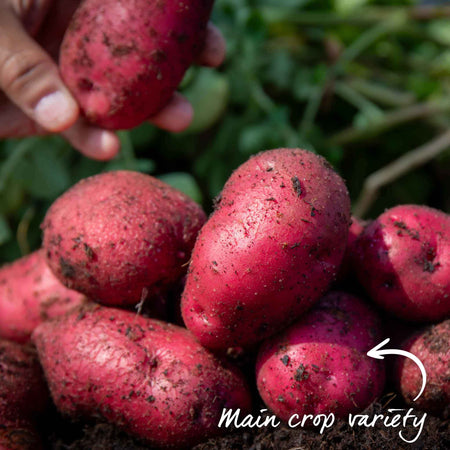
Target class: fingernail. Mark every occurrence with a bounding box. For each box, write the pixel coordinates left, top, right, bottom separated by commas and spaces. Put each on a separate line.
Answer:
34, 91, 78, 132
86, 130, 120, 160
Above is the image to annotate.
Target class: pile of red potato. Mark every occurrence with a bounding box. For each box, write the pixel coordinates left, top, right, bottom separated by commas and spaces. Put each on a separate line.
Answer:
0, 147, 448, 449
0, 0, 449, 447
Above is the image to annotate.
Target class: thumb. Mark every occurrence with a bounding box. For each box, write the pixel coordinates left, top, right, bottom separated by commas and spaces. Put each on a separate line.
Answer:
0, 4, 79, 132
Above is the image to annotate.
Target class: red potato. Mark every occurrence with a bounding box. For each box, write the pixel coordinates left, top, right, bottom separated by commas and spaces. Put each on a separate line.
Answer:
355, 204, 450, 322
256, 292, 385, 421
336, 215, 367, 282
0, 340, 49, 449
42, 170, 206, 306
32, 305, 252, 448
182, 148, 351, 350
0, 250, 87, 343
395, 319, 449, 418
60, 0, 214, 129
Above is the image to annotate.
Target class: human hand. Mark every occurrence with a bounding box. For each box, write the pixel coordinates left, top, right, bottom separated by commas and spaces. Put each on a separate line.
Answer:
0, 0, 226, 160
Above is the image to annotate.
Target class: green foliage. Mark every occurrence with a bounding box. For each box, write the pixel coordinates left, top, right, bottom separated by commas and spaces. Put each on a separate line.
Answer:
1, 0, 450, 262
158, 172, 204, 204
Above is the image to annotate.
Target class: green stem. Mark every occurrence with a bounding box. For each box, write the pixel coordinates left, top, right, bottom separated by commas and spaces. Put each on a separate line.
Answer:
250, 82, 276, 114
299, 14, 406, 135
338, 13, 407, 68
17, 206, 35, 256
260, 5, 450, 27
251, 81, 299, 145
328, 99, 450, 146
334, 82, 383, 116
299, 85, 322, 136
346, 78, 415, 107
117, 131, 136, 169
260, 7, 389, 27
354, 129, 450, 218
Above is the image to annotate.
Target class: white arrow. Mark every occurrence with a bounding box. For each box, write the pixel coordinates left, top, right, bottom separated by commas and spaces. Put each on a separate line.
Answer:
367, 338, 427, 402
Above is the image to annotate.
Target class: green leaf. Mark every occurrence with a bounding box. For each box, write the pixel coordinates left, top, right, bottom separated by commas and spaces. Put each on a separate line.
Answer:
293, 68, 315, 101
71, 158, 106, 183
184, 69, 230, 133
406, 74, 440, 100
264, 49, 295, 91
104, 158, 155, 174
104, 132, 154, 173
334, 0, 368, 13
0, 214, 11, 246
129, 123, 157, 148
14, 141, 71, 200
428, 19, 450, 46
158, 172, 203, 204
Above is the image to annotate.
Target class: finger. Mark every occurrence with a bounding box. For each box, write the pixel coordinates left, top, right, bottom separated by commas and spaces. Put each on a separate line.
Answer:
12, 0, 53, 36
148, 93, 193, 133
62, 120, 121, 161
195, 23, 226, 68
0, 97, 44, 138
0, 95, 120, 161
0, 5, 79, 133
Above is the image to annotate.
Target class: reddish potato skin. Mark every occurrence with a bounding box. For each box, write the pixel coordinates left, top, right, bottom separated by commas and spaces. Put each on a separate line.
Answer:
256, 292, 385, 421
355, 205, 450, 322
32, 305, 252, 448
336, 216, 367, 282
42, 171, 206, 306
60, 0, 214, 129
395, 319, 449, 418
0, 250, 87, 343
0, 340, 48, 449
182, 148, 350, 350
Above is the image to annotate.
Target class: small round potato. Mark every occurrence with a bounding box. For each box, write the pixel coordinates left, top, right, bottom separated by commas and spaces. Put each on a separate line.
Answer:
395, 319, 449, 418
256, 292, 385, 421
355, 204, 450, 322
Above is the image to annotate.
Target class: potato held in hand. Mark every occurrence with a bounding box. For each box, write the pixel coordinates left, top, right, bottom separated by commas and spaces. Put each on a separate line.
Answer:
60, 0, 214, 129
0, 250, 87, 343
182, 148, 351, 349
42, 170, 206, 306
32, 306, 252, 448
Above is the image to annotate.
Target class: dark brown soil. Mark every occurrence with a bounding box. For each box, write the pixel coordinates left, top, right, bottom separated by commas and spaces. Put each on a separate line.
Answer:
41, 395, 449, 450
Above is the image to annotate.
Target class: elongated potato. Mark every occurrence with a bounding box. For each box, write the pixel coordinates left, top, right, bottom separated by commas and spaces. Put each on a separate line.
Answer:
42, 170, 206, 306
181, 148, 351, 349
32, 305, 252, 448
60, 0, 214, 129
0, 250, 87, 343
